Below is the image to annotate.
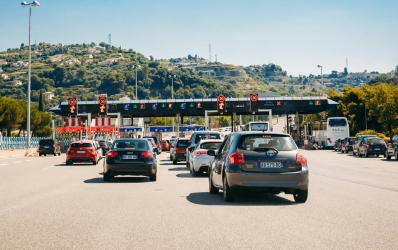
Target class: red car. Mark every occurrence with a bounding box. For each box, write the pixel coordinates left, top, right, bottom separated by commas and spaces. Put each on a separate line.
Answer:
170, 138, 190, 165
66, 140, 100, 165
161, 140, 170, 151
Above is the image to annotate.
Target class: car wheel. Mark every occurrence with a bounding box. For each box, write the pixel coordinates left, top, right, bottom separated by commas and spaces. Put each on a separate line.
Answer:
173, 160, 177, 165
66, 160, 71, 165
223, 174, 234, 202
386, 151, 391, 160
376, 154, 379, 157
186, 161, 190, 169
103, 172, 111, 182
58, 153, 61, 156
293, 190, 308, 203
395, 151, 398, 161
54, 153, 56, 156
365, 151, 369, 157
44, 154, 47, 156
345, 150, 348, 153
149, 174, 157, 182
192, 166, 198, 177
209, 173, 219, 194
92, 160, 97, 165
39, 153, 42, 157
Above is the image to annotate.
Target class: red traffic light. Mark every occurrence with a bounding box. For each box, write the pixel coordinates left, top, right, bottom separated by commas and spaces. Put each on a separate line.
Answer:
250, 93, 258, 102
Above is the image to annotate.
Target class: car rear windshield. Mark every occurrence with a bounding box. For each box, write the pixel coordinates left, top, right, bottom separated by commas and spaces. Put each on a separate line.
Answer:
40, 140, 54, 146
113, 140, 149, 150
238, 134, 297, 151
347, 138, 355, 142
250, 123, 268, 131
195, 134, 221, 144
328, 119, 347, 127
177, 140, 190, 147
71, 143, 93, 148
200, 142, 222, 150
368, 138, 385, 145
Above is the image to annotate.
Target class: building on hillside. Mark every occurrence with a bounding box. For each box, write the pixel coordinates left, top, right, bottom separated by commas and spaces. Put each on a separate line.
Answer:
0, 60, 7, 66
12, 61, 29, 67
98, 58, 117, 65
43, 92, 54, 100
1, 74, 9, 80
13, 80, 23, 86
67, 58, 80, 65
387, 70, 395, 78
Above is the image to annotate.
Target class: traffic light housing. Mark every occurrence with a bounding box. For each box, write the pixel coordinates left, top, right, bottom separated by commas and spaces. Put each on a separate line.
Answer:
68, 97, 77, 116
250, 93, 259, 112
217, 94, 226, 113
98, 95, 107, 115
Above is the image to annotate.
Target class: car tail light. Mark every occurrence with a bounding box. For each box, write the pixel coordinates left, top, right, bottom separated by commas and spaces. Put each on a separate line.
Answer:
366, 144, 370, 150
229, 152, 245, 164
296, 153, 308, 165
107, 151, 118, 158
195, 150, 207, 156
141, 152, 153, 158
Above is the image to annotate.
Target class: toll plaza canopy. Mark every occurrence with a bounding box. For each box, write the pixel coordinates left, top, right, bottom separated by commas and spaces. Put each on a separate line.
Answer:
50, 96, 338, 117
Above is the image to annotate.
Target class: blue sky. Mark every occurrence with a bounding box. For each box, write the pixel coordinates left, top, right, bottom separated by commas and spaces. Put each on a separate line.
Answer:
1, 0, 397, 76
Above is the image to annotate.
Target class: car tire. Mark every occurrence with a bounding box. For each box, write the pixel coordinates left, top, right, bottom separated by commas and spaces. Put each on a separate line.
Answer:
44, 154, 47, 156
209, 173, 219, 194
345, 150, 348, 153
192, 166, 198, 177
395, 151, 398, 161
365, 151, 369, 157
173, 160, 177, 165
149, 174, 157, 182
376, 154, 379, 157
54, 153, 56, 156
103, 172, 111, 182
39, 153, 42, 157
386, 151, 391, 160
293, 190, 308, 203
66, 160, 71, 165
186, 162, 190, 169
92, 160, 97, 165
223, 174, 235, 202
58, 153, 61, 156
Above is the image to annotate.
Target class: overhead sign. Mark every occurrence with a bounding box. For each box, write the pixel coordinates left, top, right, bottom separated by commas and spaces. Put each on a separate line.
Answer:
179, 126, 204, 132
98, 95, 107, 115
68, 97, 77, 116
149, 126, 173, 132
217, 94, 226, 113
119, 127, 143, 132
249, 93, 258, 112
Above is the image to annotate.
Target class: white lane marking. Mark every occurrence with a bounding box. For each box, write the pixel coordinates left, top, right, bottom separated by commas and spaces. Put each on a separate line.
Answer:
42, 165, 55, 170
0, 163, 9, 166
25, 160, 33, 162
13, 161, 23, 164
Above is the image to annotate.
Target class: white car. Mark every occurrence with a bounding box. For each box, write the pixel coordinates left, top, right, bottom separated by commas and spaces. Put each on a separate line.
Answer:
188, 139, 223, 176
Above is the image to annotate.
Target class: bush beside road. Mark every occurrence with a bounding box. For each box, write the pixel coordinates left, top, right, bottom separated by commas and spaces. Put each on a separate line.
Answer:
0, 149, 38, 159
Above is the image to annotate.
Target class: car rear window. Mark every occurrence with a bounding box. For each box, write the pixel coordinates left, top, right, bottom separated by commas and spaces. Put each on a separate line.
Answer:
144, 136, 159, 144
177, 140, 190, 147
200, 142, 222, 150
113, 140, 149, 150
368, 138, 385, 145
71, 143, 93, 148
195, 134, 221, 144
238, 134, 297, 151
40, 140, 54, 146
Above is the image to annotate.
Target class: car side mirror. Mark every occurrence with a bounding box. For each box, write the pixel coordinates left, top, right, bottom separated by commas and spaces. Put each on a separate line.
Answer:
207, 149, 215, 156
188, 146, 195, 152
153, 148, 159, 153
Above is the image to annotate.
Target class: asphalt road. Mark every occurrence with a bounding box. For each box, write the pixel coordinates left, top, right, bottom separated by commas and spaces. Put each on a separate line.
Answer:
0, 149, 397, 250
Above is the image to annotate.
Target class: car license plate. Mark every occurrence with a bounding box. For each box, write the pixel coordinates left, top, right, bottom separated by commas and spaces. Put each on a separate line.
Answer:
44, 146, 49, 148
77, 151, 85, 154
374, 148, 380, 150
258, 162, 283, 168
123, 155, 138, 159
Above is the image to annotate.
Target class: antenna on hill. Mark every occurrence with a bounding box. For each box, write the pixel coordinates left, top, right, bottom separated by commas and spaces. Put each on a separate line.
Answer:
108, 34, 112, 47
209, 44, 212, 63
346, 58, 348, 72
215, 55, 217, 63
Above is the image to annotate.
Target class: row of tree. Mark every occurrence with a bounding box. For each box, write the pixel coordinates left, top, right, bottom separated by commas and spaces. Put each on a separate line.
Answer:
0, 95, 52, 137
306, 82, 398, 137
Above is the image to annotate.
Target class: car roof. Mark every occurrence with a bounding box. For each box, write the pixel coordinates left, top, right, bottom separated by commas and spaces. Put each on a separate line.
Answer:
198, 139, 224, 144
177, 138, 190, 140
231, 131, 291, 136
193, 131, 221, 134
71, 140, 95, 144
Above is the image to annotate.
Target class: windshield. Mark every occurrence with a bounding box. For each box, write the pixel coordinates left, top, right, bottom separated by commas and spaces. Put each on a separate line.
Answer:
113, 140, 149, 150
199, 142, 222, 150
238, 134, 297, 151
195, 134, 221, 144
71, 143, 93, 148
177, 140, 190, 147
368, 138, 384, 145
328, 119, 347, 127
40, 140, 54, 146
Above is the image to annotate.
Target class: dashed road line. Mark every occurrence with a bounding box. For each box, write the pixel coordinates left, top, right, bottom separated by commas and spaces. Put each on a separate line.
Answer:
0, 163, 9, 166
13, 161, 23, 164
42, 165, 55, 170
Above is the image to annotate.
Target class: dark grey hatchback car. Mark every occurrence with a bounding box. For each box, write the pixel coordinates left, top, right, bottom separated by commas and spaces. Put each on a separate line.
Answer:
207, 132, 309, 203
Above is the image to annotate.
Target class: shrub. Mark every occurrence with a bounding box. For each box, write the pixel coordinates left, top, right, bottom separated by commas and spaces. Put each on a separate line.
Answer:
356, 129, 386, 139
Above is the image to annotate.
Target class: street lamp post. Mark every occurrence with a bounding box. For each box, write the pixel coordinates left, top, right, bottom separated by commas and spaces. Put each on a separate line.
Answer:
21, 1, 40, 147
364, 102, 368, 130
168, 75, 176, 99
132, 65, 140, 100
169, 75, 176, 135
317, 65, 323, 96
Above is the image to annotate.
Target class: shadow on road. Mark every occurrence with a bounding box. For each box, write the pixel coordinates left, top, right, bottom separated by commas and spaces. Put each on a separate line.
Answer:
84, 176, 149, 183
186, 192, 296, 206
168, 167, 189, 171
176, 173, 207, 178
55, 163, 95, 166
